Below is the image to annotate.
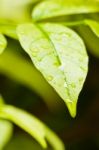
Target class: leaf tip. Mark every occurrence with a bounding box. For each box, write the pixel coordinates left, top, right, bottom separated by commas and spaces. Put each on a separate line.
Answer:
41, 139, 47, 149
66, 101, 77, 118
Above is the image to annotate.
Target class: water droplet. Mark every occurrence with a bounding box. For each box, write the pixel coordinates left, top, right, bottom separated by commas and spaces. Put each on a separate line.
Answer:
80, 66, 87, 72
64, 32, 71, 38
71, 83, 76, 88
30, 45, 39, 57
79, 78, 83, 83
64, 83, 67, 88
67, 99, 73, 103
37, 57, 42, 62
20, 30, 25, 35
47, 75, 53, 81
79, 58, 83, 62
31, 51, 38, 57
30, 47, 39, 52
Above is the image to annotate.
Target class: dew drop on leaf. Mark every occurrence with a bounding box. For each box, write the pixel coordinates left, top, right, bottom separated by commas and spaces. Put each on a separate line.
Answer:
47, 75, 53, 81
71, 83, 76, 88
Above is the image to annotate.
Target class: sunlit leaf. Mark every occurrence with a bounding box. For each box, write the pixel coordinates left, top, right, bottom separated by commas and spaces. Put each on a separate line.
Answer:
0, 34, 7, 54
0, 103, 65, 150
17, 23, 88, 117
32, 0, 99, 21
0, 120, 13, 150
84, 19, 99, 37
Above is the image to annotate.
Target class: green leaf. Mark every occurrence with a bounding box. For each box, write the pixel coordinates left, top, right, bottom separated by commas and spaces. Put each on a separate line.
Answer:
84, 19, 99, 37
0, 120, 13, 150
0, 34, 7, 54
0, 22, 17, 39
0, 0, 40, 23
0, 104, 65, 150
44, 126, 65, 150
4, 133, 44, 150
0, 47, 61, 109
32, 0, 99, 21
17, 23, 88, 117
76, 23, 99, 58
59, 19, 99, 37
0, 105, 47, 149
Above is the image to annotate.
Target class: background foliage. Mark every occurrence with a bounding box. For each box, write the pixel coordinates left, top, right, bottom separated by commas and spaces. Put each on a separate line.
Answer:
0, 0, 99, 150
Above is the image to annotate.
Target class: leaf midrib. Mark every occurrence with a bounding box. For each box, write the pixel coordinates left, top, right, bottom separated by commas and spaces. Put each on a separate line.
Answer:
36, 23, 72, 102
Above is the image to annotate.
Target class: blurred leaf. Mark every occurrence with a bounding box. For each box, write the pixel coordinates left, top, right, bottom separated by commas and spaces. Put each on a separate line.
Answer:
0, 34, 7, 54
0, 119, 13, 150
5, 132, 64, 150
60, 19, 99, 37
17, 23, 88, 117
0, 105, 47, 149
4, 133, 43, 150
6, 127, 65, 150
0, 47, 61, 109
0, 103, 65, 150
0, 22, 17, 39
44, 126, 65, 150
77, 25, 99, 58
32, 0, 99, 21
0, 0, 40, 23
84, 19, 99, 37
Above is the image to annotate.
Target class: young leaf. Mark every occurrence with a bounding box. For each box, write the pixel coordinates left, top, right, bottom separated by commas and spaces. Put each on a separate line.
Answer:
0, 105, 47, 149
0, 120, 13, 150
0, 34, 7, 54
32, 0, 99, 21
17, 23, 88, 117
0, 104, 65, 150
84, 19, 99, 37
